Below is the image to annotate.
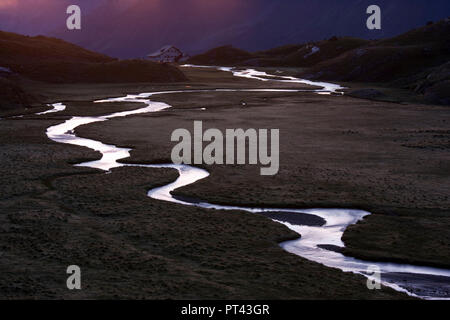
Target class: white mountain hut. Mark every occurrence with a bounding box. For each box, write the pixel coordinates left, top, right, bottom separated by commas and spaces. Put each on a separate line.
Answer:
147, 45, 189, 63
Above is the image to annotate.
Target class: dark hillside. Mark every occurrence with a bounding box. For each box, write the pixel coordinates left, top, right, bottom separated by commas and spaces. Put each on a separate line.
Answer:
186, 45, 256, 66
297, 19, 450, 104
0, 31, 187, 83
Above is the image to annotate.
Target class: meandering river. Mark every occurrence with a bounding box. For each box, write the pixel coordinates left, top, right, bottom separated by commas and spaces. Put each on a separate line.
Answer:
40, 66, 450, 299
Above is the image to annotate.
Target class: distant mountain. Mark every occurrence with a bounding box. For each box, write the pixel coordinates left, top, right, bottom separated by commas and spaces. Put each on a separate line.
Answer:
187, 38, 370, 67
47, 0, 450, 58
187, 46, 256, 66
298, 19, 450, 104
188, 18, 450, 105
298, 19, 450, 82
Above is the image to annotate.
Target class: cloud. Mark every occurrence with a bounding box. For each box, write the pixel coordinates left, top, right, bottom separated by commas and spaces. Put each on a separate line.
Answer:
0, 0, 18, 10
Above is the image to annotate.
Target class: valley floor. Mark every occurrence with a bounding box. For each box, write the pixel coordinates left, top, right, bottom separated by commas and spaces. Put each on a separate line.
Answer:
0, 66, 448, 299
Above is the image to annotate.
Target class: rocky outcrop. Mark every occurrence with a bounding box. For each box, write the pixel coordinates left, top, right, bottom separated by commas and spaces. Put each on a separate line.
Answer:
414, 62, 450, 105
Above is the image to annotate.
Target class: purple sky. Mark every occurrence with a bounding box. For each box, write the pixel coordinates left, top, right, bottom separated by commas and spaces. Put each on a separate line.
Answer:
1, 0, 449, 58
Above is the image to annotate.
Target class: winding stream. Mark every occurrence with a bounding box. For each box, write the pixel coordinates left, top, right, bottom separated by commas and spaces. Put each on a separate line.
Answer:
40, 66, 450, 299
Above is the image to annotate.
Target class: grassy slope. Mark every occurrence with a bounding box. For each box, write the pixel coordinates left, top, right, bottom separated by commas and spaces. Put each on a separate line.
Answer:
255, 37, 370, 67
0, 30, 187, 84
297, 20, 450, 104
0, 30, 187, 111
0, 77, 37, 110
301, 19, 450, 82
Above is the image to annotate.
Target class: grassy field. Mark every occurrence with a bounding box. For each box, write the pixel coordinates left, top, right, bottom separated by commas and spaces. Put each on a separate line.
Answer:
75, 67, 450, 270
6, 64, 450, 300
